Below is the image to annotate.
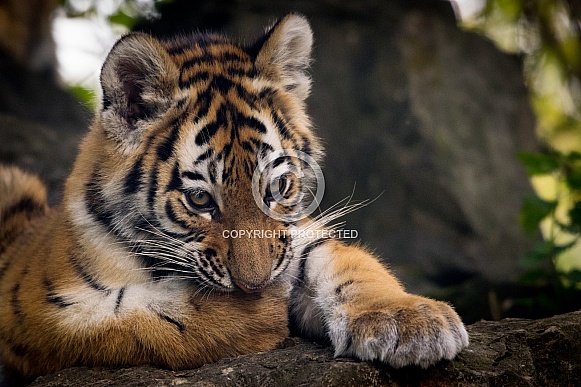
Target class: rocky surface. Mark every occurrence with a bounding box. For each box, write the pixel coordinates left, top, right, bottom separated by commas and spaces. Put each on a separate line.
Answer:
29, 311, 581, 386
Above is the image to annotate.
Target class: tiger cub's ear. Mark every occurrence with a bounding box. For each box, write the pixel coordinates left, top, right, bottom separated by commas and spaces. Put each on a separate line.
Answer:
254, 14, 313, 102
99, 32, 179, 148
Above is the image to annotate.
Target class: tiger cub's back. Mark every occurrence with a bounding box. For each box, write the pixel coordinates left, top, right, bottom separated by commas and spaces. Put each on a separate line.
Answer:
0, 166, 48, 255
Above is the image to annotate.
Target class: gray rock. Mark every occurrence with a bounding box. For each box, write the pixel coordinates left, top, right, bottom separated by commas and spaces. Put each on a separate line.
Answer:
29, 311, 581, 386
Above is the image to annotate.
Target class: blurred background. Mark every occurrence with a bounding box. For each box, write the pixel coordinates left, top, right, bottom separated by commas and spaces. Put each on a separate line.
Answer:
0, 0, 580, 323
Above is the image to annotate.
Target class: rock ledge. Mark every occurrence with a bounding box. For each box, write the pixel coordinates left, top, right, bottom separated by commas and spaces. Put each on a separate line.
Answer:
31, 311, 581, 386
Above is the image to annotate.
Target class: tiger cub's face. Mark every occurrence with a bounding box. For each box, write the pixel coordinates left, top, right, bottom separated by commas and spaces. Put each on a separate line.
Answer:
74, 15, 322, 293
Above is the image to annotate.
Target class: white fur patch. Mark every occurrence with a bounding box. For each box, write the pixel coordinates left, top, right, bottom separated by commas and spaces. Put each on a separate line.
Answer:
56, 280, 189, 331
65, 196, 147, 284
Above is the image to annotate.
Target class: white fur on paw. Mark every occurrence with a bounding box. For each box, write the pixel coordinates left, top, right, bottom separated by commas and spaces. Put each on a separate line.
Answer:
329, 301, 469, 368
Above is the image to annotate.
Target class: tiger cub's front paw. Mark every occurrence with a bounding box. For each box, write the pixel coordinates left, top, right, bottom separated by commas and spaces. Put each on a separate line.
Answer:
329, 295, 469, 368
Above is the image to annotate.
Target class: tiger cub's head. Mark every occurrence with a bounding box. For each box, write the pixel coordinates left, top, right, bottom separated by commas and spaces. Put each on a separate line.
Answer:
65, 14, 322, 293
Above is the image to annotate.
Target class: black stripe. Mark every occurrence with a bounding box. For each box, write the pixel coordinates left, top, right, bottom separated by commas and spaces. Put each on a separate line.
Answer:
185, 233, 205, 244
166, 162, 182, 192
44, 278, 75, 308
218, 51, 248, 62
69, 249, 111, 294
273, 245, 287, 272
220, 143, 232, 160
202, 248, 223, 277
259, 142, 274, 157
124, 156, 144, 195
179, 71, 210, 89
198, 264, 223, 287
156, 311, 185, 333
250, 137, 263, 148
296, 238, 331, 285
195, 121, 220, 146
227, 67, 255, 78
301, 135, 312, 156
165, 200, 189, 229
11, 282, 24, 324
222, 166, 233, 185
301, 238, 330, 259
176, 97, 188, 109
195, 148, 214, 164
335, 279, 355, 295
274, 113, 293, 140
102, 95, 112, 110
258, 87, 276, 101
273, 157, 286, 168
0, 196, 45, 224
180, 48, 250, 72
147, 163, 159, 211
194, 89, 212, 118
207, 258, 224, 278
211, 75, 234, 94
273, 232, 290, 271
276, 248, 293, 275
156, 123, 181, 162
10, 343, 29, 357
114, 287, 126, 314
239, 115, 267, 134
181, 53, 251, 72
240, 141, 254, 152
85, 172, 116, 232
235, 84, 258, 109
0, 260, 12, 283
208, 161, 217, 184
243, 159, 253, 177
167, 44, 186, 56
181, 56, 204, 72
182, 50, 248, 71
182, 171, 206, 182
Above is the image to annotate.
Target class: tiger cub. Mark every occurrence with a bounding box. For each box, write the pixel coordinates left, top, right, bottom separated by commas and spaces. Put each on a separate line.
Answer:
0, 14, 468, 381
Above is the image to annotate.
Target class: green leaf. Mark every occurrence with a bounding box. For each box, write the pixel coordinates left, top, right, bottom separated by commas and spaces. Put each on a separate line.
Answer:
522, 240, 552, 267
495, 0, 525, 22
520, 268, 549, 283
522, 251, 548, 268
552, 240, 578, 254
517, 152, 560, 176
567, 202, 581, 233
563, 269, 581, 283
565, 167, 581, 190
519, 194, 557, 234
68, 85, 96, 110
522, 240, 577, 267
108, 10, 137, 29
566, 151, 581, 162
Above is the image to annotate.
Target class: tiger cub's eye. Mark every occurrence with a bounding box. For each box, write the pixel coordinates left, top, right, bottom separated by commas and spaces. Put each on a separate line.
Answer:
186, 190, 214, 211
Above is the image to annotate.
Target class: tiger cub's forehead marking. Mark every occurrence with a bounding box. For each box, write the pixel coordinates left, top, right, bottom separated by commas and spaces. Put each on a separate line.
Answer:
167, 36, 286, 191
165, 38, 256, 90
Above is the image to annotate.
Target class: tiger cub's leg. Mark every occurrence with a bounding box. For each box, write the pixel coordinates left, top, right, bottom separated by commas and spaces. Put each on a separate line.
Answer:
289, 239, 469, 368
